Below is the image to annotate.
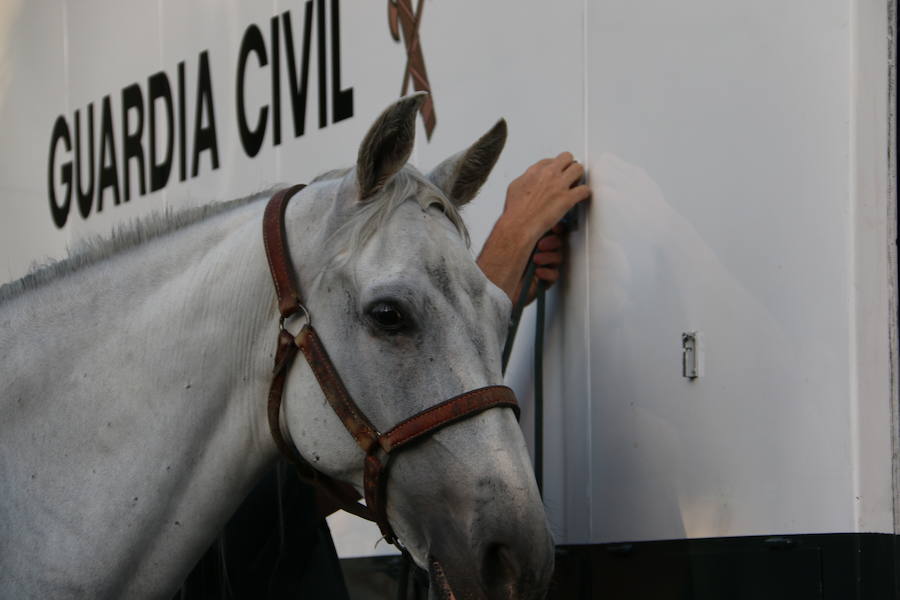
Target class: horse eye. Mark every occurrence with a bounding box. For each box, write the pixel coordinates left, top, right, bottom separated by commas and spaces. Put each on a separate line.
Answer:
368, 302, 406, 331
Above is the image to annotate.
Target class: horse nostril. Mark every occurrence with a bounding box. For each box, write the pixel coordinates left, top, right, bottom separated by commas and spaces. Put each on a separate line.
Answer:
481, 543, 520, 596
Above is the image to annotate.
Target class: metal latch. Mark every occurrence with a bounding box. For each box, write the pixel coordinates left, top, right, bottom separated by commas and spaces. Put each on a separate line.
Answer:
682, 332, 703, 379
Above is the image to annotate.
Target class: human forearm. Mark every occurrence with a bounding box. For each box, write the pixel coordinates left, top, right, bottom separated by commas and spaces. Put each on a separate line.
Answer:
477, 217, 540, 300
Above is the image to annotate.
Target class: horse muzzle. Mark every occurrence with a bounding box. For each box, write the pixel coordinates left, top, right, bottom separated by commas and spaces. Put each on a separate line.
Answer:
426, 524, 555, 600
385, 407, 555, 600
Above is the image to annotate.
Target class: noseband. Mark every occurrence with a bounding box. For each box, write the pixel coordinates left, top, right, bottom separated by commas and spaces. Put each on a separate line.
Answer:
262, 184, 520, 545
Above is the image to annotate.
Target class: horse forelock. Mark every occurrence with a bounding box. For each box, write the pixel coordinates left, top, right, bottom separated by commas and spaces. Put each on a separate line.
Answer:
321, 166, 470, 270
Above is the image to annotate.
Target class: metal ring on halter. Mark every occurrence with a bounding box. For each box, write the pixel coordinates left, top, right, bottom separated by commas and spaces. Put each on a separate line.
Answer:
279, 303, 312, 331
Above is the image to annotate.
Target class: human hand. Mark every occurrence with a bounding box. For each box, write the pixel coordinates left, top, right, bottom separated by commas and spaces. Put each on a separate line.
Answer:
502, 152, 590, 244
478, 153, 589, 301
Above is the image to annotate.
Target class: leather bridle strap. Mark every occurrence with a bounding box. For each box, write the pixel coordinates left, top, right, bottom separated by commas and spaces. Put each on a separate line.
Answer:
264, 185, 374, 521
262, 185, 520, 544
361, 384, 519, 541
296, 324, 518, 541
262, 183, 308, 318
268, 328, 373, 521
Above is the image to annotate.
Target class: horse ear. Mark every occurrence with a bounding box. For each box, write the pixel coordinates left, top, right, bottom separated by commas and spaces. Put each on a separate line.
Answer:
356, 92, 427, 200
428, 119, 507, 207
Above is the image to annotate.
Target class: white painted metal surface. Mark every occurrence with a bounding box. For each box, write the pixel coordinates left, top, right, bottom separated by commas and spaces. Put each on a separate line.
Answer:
0, 0, 894, 556
576, 0, 895, 542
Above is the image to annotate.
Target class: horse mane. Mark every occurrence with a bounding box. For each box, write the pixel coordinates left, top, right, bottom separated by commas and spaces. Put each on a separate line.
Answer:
0, 167, 471, 304
0, 190, 273, 303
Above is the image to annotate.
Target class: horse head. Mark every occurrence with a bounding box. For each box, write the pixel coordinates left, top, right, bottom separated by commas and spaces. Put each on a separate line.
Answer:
279, 93, 554, 599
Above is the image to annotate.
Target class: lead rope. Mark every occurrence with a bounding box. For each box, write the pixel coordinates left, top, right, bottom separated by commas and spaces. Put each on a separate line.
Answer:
502, 205, 579, 499
501, 253, 545, 496
501, 259, 537, 373
533, 280, 546, 497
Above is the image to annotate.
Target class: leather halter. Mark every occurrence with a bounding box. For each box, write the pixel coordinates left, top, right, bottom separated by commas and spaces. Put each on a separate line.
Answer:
262, 184, 520, 544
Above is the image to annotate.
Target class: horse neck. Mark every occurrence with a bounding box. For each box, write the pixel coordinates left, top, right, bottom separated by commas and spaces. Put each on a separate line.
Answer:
0, 198, 296, 598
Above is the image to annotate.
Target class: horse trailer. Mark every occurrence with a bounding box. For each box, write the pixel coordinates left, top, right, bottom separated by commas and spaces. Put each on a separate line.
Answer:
1, 1, 897, 598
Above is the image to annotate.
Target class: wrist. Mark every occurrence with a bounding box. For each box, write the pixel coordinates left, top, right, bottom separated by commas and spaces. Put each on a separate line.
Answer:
477, 218, 538, 300
492, 210, 543, 253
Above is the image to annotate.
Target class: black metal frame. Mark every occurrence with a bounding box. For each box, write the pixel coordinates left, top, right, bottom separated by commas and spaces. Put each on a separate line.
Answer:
339, 534, 900, 600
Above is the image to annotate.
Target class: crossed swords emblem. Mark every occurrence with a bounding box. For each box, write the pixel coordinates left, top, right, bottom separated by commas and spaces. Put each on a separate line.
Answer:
388, 0, 436, 139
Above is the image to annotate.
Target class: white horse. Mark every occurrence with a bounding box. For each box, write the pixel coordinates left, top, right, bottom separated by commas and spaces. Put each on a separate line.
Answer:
0, 94, 553, 599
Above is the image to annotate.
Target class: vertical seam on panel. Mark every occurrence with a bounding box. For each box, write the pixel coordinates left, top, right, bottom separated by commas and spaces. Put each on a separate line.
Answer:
582, 0, 593, 542
886, 0, 899, 536
848, 0, 863, 534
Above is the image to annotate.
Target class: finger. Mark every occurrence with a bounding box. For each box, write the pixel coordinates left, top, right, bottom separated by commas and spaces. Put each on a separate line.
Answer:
537, 235, 562, 251
563, 161, 585, 187
534, 251, 562, 266
566, 184, 591, 206
535, 268, 560, 284
554, 151, 575, 170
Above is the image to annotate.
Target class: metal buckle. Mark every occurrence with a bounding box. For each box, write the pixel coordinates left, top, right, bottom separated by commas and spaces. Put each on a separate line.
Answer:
279, 303, 312, 332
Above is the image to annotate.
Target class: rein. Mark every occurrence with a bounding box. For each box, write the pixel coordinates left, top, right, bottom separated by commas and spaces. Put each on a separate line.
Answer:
262, 185, 520, 546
